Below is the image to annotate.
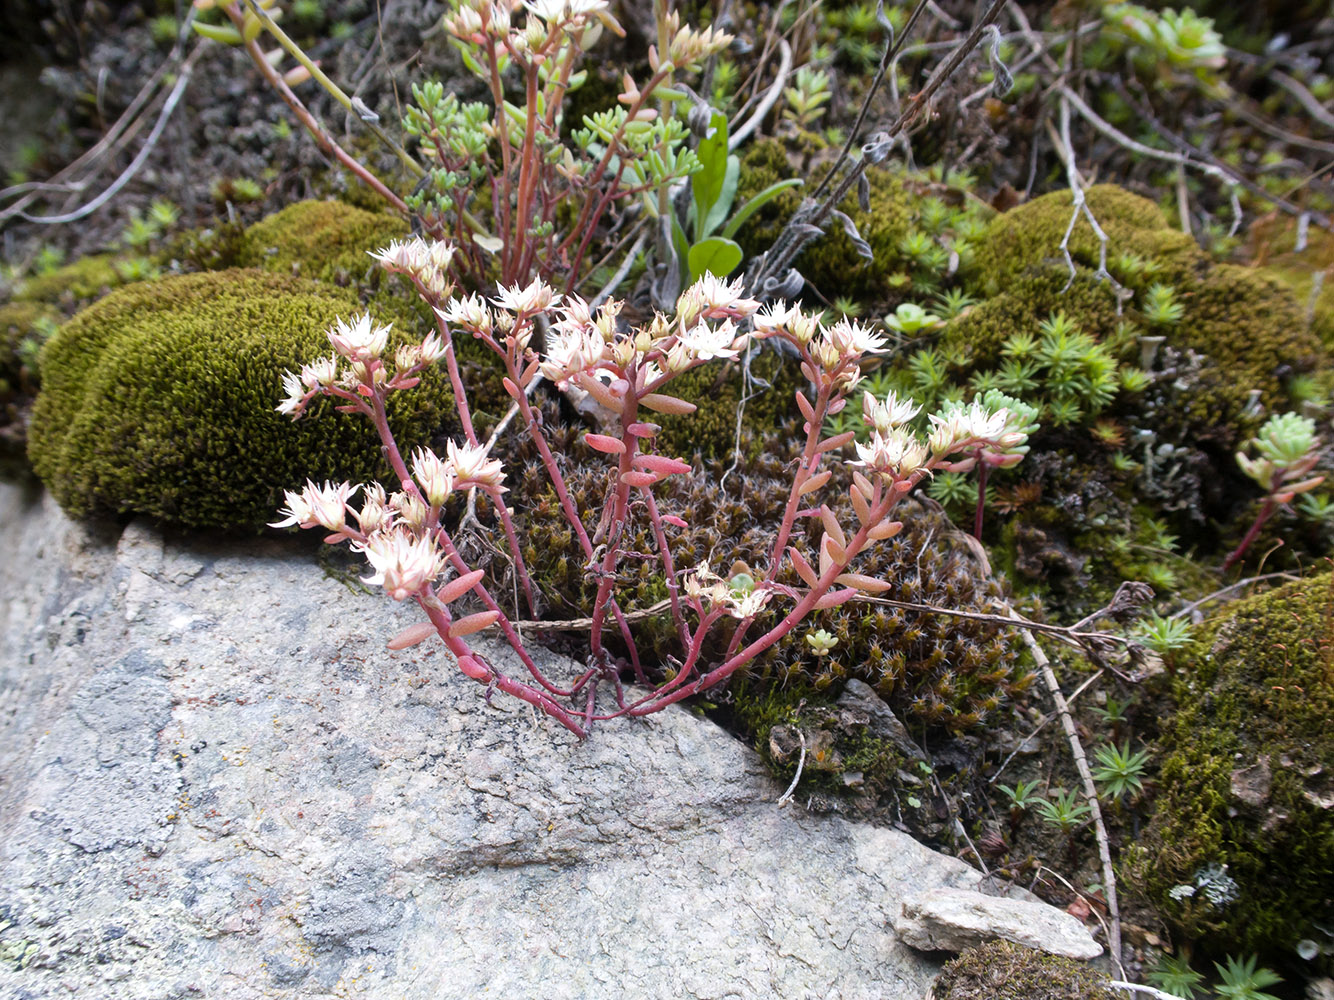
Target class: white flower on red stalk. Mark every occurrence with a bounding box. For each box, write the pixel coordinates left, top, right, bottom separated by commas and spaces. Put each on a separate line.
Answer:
353, 483, 394, 535
328, 314, 392, 363
637, 360, 666, 390
852, 428, 930, 479
825, 317, 889, 359
524, 0, 608, 21
676, 318, 744, 362
540, 327, 608, 386
369, 237, 453, 284
418, 332, 447, 365
412, 446, 455, 506
277, 371, 310, 417
437, 294, 494, 338
391, 490, 430, 531
446, 440, 505, 490
662, 339, 694, 374
721, 585, 771, 619
299, 355, 338, 390
270, 480, 359, 532
393, 333, 446, 373
862, 390, 921, 434
443, 3, 484, 38
683, 563, 729, 605
675, 274, 759, 325
927, 401, 1024, 457
493, 278, 560, 315
753, 301, 818, 346
357, 528, 447, 602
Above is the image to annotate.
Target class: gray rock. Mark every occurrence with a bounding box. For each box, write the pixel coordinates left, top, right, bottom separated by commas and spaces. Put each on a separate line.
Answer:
1230, 756, 1273, 808
893, 886, 1103, 960
0, 483, 1087, 998
837, 678, 925, 760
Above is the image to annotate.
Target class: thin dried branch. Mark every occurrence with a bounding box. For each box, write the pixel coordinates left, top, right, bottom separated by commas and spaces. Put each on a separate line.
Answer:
729, 39, 792, 150
1052, 96, 1131, 306
1109, 77, 1326, 227
1108, 982, 1187, 1000
12, 46, 203, 225
1016, 620, 1123, 970
775, 728, 806, 806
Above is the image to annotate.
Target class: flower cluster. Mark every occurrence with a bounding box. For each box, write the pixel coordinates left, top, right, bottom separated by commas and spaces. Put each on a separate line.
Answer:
369, 237, 457, 299
277, 313, 446, 419
532, 275, 758, 399
752, 303, 888, 396
683, 563, 773, 619
272, 240, 1040, 738
270, 441, 503, 604
928, 397, 1033, 471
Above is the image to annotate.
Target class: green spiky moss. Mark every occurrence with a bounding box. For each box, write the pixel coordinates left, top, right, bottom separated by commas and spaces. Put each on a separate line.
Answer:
0, 300, 59, 468
13, 254, 122, 305
1121, 571, 1334, 964
238, 200, 409, 284
512, 417, 1029, 732
971, 185, 1206, 297
940, 268, 1126, 372
29, 269, 454, 530
941, 265, 1320, 449
731, 138, 917, 303
934, 940, 1116, 1000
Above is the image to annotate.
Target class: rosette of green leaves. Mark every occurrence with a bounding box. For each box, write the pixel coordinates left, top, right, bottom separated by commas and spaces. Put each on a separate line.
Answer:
1235, 412, 1324, 502
670, 110, 802, 283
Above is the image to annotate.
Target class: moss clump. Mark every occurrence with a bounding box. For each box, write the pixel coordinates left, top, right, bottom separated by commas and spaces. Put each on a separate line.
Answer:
934, 940, 1115, 1000
238, 200, 409, 284
1171, 263, 1321, 415
971, 185, 1205, 297
29, 269, 454, 530
13, 254, 122, 305
1122, 571, 1334, 963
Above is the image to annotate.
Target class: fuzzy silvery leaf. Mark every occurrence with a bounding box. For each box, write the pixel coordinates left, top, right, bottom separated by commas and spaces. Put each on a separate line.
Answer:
862, 132, 893, 164
984, 25, 1014, 97
831, 210, 873, 261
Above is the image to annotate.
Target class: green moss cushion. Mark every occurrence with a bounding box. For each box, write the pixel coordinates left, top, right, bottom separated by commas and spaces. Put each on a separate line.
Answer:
13, 254, 123, 305
972, 184, 1206, 295
29, 269, 453, 530
1124, 572, 1334, 961
239, 200, 410, 283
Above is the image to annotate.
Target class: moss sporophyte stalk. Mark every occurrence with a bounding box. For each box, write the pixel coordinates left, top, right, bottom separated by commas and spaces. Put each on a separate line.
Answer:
271, 235, 1036, 737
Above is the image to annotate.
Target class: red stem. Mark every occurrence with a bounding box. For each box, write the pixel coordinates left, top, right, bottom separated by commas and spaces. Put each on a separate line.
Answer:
1223, 496, 1277, 573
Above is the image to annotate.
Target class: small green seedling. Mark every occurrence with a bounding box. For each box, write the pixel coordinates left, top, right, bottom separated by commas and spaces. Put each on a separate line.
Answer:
1146, 954, 1204, 999
1033, 789, 1091, 833
672, 110, 802, 283
1213, 954, 1282, 1000
1091, 741, 1149, 800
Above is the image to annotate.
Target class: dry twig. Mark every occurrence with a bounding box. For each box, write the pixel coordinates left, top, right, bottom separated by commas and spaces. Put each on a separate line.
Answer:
1016, 618, 1123, 968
